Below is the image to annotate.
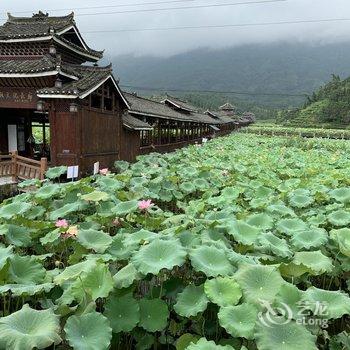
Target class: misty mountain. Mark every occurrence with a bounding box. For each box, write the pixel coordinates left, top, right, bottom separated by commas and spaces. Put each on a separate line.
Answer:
110, 42, 350, 111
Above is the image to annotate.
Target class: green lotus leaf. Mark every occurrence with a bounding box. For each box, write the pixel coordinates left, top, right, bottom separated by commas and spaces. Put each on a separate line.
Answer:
34, 184, 61, 200
0, 304, 61, 350
302, 287, 350, 319
221, 187, 240, 200
180, 182, 196, 194
0, 245, 13, 270
107, 235, 135, 260
174, 284, 209, 317
0, 283, 54, 296
81, 190, 110, 202
64, 311, 112, 350
9, 255, 46, 284
227, 220, 261, 245
257, 233, 292, 258
49, 201, 87, 221
290, 228, 328, 250
17, 178, 40, 189
45, 165, 67, 179
40, 228, 61, 245
235, 264, 284, 303
123, 229, 158, 246
54, 259, 97, 285
293, 251, 333, 275
276, 218, 308, 236
204, 277, 242, 307
104, 293, 140, 333
114, 160, 129, 172
176, 334, 200, 350
0, 224, 32, 247
0, 202, 31, 220
279, 262, 311, 278
327, 209, 350, 227
77, 229, 112, 253
289, 194, 314, 208
189, 245, 234, 277
218, 303, 258, 339
194, 178, 209, 190
246, 213, 273, 230
186, 338, 234, 349
255, 318, 317, 350
71, 262, 114, 301
112, 200, 138, 216
267, 204, 295, 217
329, 187, 350, 203
274, 283, 303, 319
132, 239, 186, 275
96, 176, 124, 191
330, 228, 350, 257
139, 298, 169, 332
113, 263, 140, 289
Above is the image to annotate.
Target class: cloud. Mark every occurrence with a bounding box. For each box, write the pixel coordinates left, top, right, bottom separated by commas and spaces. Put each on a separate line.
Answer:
1, 0, 350, 56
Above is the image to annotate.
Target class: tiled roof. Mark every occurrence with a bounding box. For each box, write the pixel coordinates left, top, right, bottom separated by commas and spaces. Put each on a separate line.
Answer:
123, 113, 153, 130
0, 12, 74, 39
124, 92, 220, 125
162, 94, 197, 112
0, 12, 103, 60
0, 55, 56, 74
219, 102, 235, 111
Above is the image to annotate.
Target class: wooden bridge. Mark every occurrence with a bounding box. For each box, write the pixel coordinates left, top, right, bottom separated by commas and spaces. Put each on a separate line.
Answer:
0, 152, 47, 184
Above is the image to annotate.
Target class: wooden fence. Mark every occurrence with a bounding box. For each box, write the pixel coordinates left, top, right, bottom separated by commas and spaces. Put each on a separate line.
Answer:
0, 152, 47, 182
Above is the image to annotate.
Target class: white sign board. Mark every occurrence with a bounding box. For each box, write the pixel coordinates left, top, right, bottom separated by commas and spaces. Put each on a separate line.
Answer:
67, 165, 79, 180
93, 162, 100, 175
7, 125, 17, 152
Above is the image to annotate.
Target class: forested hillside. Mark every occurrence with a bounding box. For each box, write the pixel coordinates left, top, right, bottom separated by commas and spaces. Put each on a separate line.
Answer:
111, 42, 350, 117
279, 75, 350, 127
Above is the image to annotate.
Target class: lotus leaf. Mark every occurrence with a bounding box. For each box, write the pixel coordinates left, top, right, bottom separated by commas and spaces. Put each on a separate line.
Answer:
0, 202, 31, 220
139, 298, 169, 332
227, 221, 261, 245
218, 303, 258, 339
34, 184, 61, 200
276, 218, 308, 236
49, 201, 87, 221
0, 245, 13, 270
81, 190, 110, 202
255, 318, 317, 350
189, 245, 234, 277
104, 293, 140, 333
235, 264, 284, 303
290, 228, 328, 250
204, 277, 242, 307
186, 338, 234, 349
246, 213, 274, 230
257, 233, 291, 258
9, 255, 46, 284
329, 187, 350, 203
54, 259, 97, 284
77, 229, 112, 253
0, 304, 61, 350
293, 251, 333, 274
327, 209, 350, 227
289, 194, 314, 208
64, 311, 112, 350
113, 263, 140, 289
113, 200, 138, 216
132, 239, 186, 275
0, 283, 54, 296
330, 228, 350, 257
174, 284, 209, 317
302, 287, 350, 319
45, 165, 67, 179
0, 224, 32, 247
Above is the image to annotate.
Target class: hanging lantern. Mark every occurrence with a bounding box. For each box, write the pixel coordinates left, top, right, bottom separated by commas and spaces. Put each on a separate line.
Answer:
69, 102, 78, 113
55, 78, 62, 89
36, 100, 44, 112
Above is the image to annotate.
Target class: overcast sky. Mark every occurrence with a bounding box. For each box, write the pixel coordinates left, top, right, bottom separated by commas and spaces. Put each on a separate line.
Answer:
1, 0, 350, 57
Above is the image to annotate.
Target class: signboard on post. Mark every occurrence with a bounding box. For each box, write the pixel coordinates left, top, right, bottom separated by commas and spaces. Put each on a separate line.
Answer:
67, 166, 79, 180
93, 162, 100, 175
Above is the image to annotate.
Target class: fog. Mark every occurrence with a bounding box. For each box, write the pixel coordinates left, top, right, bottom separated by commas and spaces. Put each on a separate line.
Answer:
1, 0, 350, 57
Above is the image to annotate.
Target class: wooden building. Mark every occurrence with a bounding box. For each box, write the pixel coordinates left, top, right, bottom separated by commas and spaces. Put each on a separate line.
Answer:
0, 11, 254, 173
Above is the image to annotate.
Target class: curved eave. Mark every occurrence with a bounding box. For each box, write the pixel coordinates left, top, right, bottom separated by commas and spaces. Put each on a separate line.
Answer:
0, 70, 78, 80
123, 123, 153, 131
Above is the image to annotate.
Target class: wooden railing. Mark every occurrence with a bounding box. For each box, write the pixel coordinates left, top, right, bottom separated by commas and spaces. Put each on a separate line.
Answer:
0, 152, 47, 182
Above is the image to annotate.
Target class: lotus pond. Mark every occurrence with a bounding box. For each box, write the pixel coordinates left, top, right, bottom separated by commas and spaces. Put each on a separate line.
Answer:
0, 133, 349, 350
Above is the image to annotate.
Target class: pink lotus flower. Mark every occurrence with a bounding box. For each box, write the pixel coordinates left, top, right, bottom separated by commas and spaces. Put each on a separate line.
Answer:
113, 218, 121, 226
138, 199, 154, 211
99, 168, 109, 176
55, 219, 69, 228
61, 226, 78, 239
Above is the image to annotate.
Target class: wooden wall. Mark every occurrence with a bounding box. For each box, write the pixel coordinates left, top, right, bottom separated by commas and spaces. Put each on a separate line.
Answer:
119, 127, 141, 162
